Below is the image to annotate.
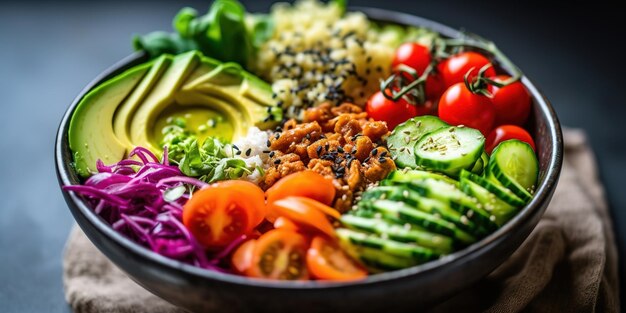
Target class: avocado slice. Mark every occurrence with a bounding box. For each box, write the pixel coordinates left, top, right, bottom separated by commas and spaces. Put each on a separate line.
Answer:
68, 51, 281, 177
113, 55, 171, 148
68, 63, 150, 177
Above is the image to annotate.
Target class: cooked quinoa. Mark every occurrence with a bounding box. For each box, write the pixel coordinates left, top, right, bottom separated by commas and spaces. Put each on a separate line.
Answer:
252, 0, 433, 119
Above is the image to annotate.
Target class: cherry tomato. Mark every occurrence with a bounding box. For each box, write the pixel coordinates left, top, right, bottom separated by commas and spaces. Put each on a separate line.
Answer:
425, 71, 446, 101
306, 236, 367, 281
392, 43, 431, 76
231, 239, 256, 274
274, 217, 300, 232
366, 90, 421, 130
488, 75, 531, 126
438, 82, 496, 136
183, 180, 265, 249
266, 171, 336, 206
247, 229, 310, 280
268, 197, 336, 238
485, 125, 536, 154
439, 52, 495, 88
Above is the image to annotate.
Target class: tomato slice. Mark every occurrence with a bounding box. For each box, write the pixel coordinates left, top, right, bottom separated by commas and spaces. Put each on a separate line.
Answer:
266, 171, 336, 206
291, 196, 341, 220
248, 229, 309, 280
274, 217, 300, 231
269, 197, 336, 238
183, 180, 266, 249
231, 239, 256, 274
306, 236, 367, 281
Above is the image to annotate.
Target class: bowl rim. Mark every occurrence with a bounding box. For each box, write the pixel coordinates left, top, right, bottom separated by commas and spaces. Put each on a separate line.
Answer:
55, 6, 563, 290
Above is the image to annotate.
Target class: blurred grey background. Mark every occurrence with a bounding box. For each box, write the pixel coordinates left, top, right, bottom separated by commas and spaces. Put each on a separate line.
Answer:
0, 0, 623, 312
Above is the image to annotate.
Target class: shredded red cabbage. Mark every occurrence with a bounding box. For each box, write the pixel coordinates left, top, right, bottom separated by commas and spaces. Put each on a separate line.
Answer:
64, 147, 236, 272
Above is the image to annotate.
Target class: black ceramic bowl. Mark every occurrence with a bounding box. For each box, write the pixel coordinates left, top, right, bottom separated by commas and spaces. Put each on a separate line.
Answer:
56, 7, 563, 313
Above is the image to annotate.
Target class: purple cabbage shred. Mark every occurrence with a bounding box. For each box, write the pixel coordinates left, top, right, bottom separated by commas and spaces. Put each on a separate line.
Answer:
64, 147, 235, 272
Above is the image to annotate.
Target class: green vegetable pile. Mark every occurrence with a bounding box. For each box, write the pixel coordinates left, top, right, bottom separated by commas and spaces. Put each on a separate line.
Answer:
161, 117, 251, 183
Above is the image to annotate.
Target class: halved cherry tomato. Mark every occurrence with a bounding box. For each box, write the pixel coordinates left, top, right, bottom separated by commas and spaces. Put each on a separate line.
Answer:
485, 125, 536, 154
266, 171, 336, 206
366, 90, 421, 130
268, 197, 336, 238
231, 239, 256, 274
439, 51, 496, 88
248, 229, 309, 280
488, 75, 531, 126
438, 82, 496, 136
392, 43, 431, 76
274, 217, 300, 231
306, 236, 367, 281
183, 180, 265, 249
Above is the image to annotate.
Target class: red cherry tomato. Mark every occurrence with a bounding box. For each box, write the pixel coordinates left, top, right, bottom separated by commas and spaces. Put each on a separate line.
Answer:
488, 75, 531, 126
438, 82, 496, 136
425, 72, 446, 101
485, 125, 536, 154
439, 52, 496, 88
366, 90, 420, 130
392, 43, 431, 76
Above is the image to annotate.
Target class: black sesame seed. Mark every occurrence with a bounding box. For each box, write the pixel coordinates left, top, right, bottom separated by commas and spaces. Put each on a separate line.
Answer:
232, 145, 240, 151
325, 144, 330, 151
363, 156, 370, 163
380, 151, 388, 157
236, 151, 242, 156
245, 148, 252, 157
378, 157, 386, 163
337, 147, 344, 153
269, 151, 275, 157
274, 159, 281, 165
266, 140, 271, 147
376, 66, 383, 73
305, 133, 311, 140
262, 150, 270, 153
371, 149, 378, 156
316, 146, 323, 155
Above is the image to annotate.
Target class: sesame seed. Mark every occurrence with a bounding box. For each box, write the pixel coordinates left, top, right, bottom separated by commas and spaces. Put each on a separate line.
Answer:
274, 159, 281, 165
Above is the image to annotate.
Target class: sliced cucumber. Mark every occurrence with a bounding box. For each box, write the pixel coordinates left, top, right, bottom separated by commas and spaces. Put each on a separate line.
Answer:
340, 214, 455, 254
399, 178, 499, 233
414, 126, 484, 175
460, 177, 519, 226
336, 228, 440, 262
363, 200, 477, 245
460, 170, 525, 207
488, 139, 538, 202
469, 152, 489, 175
386, 169, 459, 186
356, 246, 418, 271
387, 116, 448, 168
362, 185, 482, 237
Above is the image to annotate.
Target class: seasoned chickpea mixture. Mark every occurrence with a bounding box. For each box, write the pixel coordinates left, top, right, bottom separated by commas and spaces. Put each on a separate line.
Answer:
262, 103, 396, 212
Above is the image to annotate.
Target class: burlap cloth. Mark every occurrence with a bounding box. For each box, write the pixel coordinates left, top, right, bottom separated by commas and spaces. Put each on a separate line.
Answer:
63, 129, 620, 313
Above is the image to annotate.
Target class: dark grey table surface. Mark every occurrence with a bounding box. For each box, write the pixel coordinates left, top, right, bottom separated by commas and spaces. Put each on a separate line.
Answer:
1, 0, 623, 312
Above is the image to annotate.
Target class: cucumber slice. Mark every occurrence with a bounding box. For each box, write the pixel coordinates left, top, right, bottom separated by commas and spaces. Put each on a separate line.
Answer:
362, 185, 482, 237
357, 246, 418, 271
388, 116, 448, 168
363, 200, 477, 245
386, 169, 459, 186
488, 139, 538, 201
469, 152, 489, 175
414, 126, 484, 173
460, 177, 519, 226
340, 215, 454, 254
336, 228, 440, 262
460, 170, 525, 207
400, 178, 499, 233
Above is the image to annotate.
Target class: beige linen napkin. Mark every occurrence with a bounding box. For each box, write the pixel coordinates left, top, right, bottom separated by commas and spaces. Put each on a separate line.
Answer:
63, 129, 620, 313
